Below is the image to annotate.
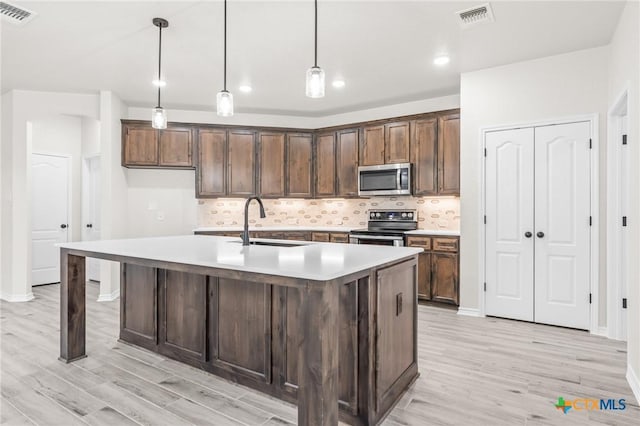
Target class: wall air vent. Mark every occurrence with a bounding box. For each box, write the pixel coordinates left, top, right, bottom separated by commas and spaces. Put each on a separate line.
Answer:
1, 1, 36, 25
456, 3, 494, 28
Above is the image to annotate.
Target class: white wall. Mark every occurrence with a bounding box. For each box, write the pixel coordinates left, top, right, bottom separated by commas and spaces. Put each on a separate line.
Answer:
607, 1, 640, 402
0, 90, 99, 301
459, 46, 610, 323
81, 116, 101, 157
30, 115, 83, 242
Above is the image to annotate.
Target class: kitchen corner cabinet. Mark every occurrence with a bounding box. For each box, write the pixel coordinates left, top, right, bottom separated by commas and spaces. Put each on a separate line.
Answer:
406, 235, 459, 305
227, 130, 257, 196
437, 112, 460, 195
315, 132, 337, 197
122, 121, 193, 168
336, 129, 359, 197
359, 121, 410, 166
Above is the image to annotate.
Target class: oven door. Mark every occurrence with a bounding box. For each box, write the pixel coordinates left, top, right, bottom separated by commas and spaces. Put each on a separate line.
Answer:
349, 234, 404, 247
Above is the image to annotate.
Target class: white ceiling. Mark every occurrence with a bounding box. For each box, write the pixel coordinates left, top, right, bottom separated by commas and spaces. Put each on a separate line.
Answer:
1, 1, 625, 116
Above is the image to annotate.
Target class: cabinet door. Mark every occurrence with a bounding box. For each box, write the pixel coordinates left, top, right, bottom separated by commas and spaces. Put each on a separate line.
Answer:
159, 127, 193, 167
411, 118, 438, 195
437, 113, 460, 195
123, 125, 158, 166
315, 133, 336, 197
258, 132, 285, 197
228, 130, 256, 196
311, 232, 330, 242
197, 129, 227, 197
286, 133, 313, 198
120, 264, 157, 349
330, 233, 349, 244
431, 252, 459, 305
385, 121, 410, 164
336, 129, 359, 197
360, 125, 385, 166
417, 252, 431, 300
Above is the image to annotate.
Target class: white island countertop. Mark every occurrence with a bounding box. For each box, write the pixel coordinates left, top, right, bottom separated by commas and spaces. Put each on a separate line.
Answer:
193, 226, 356, 233
59, 235, 422, 281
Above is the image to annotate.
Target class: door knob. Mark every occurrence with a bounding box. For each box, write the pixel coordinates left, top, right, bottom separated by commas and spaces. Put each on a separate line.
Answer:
86, 224, 93, 228
60, 224, 68, 229
524, 231, 532, 238
537, 231, 545, 238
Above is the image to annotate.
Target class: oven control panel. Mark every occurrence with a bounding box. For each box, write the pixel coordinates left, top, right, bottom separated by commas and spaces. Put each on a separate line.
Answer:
368, 210, 416, 221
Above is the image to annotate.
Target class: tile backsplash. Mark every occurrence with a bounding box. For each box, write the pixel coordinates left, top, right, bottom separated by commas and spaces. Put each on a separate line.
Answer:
197, 196, 460, 230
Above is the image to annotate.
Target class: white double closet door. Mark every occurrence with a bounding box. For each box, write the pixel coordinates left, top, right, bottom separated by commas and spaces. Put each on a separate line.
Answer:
485, 121, 591, 330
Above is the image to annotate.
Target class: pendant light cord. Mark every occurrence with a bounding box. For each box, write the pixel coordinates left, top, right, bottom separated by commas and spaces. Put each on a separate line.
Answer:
223, 0, 227, 91
157, 24, 162, 108
314, 0, 318, 67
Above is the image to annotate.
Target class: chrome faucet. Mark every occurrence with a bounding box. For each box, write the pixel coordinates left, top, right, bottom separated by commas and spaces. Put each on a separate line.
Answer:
242, 196, 266, 246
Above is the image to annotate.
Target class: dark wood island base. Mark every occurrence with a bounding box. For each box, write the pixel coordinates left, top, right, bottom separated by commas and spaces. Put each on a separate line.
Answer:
60, 245, 419, 426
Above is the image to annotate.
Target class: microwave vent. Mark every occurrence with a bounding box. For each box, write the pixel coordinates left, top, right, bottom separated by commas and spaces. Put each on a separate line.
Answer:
456, 3, 494, 28
1, 1, 36, 25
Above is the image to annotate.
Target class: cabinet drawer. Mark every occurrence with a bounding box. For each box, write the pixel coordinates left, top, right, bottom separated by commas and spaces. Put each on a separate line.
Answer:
330, 233, 350, 243
283, 232, 310, 241
311, 232, 330, 242
406, 236, 431, 250
432, 237, 458, 252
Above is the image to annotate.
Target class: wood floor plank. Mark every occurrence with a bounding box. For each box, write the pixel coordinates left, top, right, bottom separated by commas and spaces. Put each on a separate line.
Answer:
164, 398, 245, 426
0, 397, 36, 425
82, 406, 139, 426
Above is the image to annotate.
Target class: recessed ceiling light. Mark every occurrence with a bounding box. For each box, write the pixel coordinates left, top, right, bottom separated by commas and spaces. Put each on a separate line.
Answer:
239, 85, 252, 93
332, 79, 345, 88
433, 56, 450, 66
152, 79, 166, 87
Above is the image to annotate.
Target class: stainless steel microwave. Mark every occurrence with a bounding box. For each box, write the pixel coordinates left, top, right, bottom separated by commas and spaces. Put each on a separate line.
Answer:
358, 163, 411, 196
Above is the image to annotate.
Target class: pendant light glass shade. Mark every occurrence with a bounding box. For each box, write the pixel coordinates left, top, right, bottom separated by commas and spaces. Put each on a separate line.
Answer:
305, 66, 325, 98
216, 90, 234, 117
152, 107, 167, 129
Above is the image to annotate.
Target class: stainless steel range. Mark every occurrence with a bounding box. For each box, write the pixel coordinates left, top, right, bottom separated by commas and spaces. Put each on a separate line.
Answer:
349, 209, 417, 247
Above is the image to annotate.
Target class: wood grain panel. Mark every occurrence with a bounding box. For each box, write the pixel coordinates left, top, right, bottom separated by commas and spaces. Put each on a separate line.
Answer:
159, 127, 192, 167
286, 133, 313, 197
315, 133, 336, 197
329, 233, 349, 244
438, 113, 460, 195
258, 132, 286, 197
228, 130, 256, 196
432, 237, 459, 252
431, 253, 459, 305
311, 232, 330, 242
360, 125, 385, 166
124, 126, 158, 166
197, 129, 227, 197
336, 129, 359, 197
385, 121, 410, 164
60, 250, 86, 362
121, 264, 157, 344
411, 118, 438, 195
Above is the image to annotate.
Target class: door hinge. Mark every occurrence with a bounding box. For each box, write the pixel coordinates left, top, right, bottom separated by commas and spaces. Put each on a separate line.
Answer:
484, 215, 487, 224
589, 293, 592, 304
622, 298, 627, 309
484, 148, 487, 157
589, 138, 592, 149
623, 216, 627, 227
589, 216, 592, 226
622, 134, 627, 145
484, 282, 487, 292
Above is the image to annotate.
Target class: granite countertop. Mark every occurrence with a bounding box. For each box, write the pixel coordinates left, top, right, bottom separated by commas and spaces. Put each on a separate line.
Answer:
58, 235, 422, 281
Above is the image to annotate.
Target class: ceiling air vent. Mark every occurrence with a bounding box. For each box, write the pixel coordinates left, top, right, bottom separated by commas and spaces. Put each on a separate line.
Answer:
1, 1, 36, 25
456, 3, 494, 28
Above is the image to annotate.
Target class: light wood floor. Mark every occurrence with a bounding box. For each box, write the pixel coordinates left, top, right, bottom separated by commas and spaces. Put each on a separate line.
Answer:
1, 283, 638, 425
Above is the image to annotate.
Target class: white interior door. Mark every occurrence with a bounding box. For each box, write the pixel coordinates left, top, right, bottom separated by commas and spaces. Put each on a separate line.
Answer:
619, 116, 628, 340
485, 128, 535, 321
84, 156, 101, 282
534, 122, 591, 329
31, 153, 69, 285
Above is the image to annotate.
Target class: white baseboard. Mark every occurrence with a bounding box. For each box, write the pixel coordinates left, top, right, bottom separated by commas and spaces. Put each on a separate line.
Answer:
457, 307, 482, 317
97, 289, 120, 302
627, 365, 640, 405
0, 292, 35, 302
592, 326, 608, 337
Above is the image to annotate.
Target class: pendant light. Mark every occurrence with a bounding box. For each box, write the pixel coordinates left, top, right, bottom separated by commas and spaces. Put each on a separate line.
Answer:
152, 17, 169, 129
217, 0, 233, 116
305, 0, 324, 98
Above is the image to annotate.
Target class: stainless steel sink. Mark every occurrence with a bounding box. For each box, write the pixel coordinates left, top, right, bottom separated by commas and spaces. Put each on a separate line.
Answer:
229, 240, 305, 248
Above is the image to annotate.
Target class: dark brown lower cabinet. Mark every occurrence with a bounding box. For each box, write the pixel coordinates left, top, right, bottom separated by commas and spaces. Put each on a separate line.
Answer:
431, 252, 459, 305
119, 258, 418, 425
407, 235, 459, 305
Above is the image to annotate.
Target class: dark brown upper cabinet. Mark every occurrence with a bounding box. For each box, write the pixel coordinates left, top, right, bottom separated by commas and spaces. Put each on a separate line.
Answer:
286, 133, 313, 198
384, 121, 410, 164
315, 132, 337, 197
336, 129, 359, 197
122, 121, 194, 168
437, 113, 460, 195
258, 132, 286, 197
411, 118, 438, 195
196, 129, 227, 198
360, 125, 385, 166
227, 130, 257, 196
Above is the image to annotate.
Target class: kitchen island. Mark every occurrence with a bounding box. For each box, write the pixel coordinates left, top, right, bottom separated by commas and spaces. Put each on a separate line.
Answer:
58, 235, 421, 425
